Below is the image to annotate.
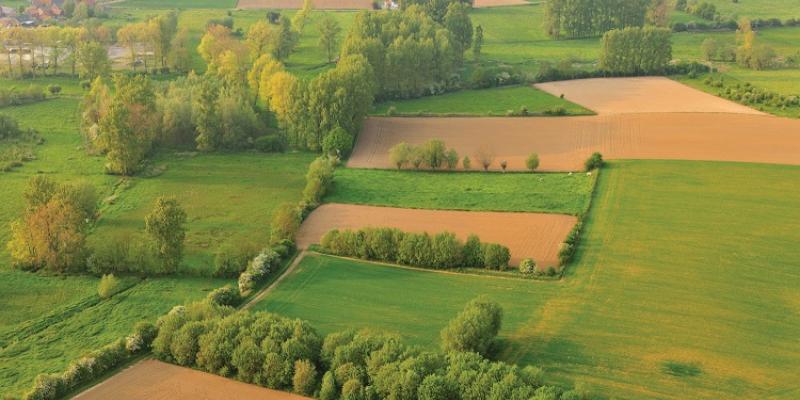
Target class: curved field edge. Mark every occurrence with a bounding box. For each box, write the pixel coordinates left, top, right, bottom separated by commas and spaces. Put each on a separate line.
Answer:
254, 160, 800, 400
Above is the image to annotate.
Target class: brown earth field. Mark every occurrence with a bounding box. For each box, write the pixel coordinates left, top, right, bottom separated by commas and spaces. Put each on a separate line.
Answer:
297, 203, 577, 267
74, 359, 312, 400
535, 77, 764, 115
348, 113, 800, 171
237, 0, 372, 9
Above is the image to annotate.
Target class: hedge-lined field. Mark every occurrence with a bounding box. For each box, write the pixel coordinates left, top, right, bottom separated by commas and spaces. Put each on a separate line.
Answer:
258, 160, 800, 400
371, 85, 592, 116
0, 275, 229, 397
326, 168, 596, 215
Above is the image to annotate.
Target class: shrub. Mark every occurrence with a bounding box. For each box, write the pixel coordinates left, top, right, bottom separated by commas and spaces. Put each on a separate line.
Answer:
420, 139, 447, 169
481, 243, 511, 270
462, 156, 471, 170
207, 285, 242, 307
445, 148, 459, 169
270, 203, 301, 245
440, 296, 503, 356
322, 126, 355, 157
97, 274, 123, 299
526, 153, 540, 172
126, 321, 158, 353
462, 234, 483, 268
214, 242, 259, 278
254, 134, 286, 152
301, 157, 336, 209
319, 371, 337, 400
47, 85, 62, 96
584, 152, 603, 171
519, 258, 536, 275
431, 232, 463, 269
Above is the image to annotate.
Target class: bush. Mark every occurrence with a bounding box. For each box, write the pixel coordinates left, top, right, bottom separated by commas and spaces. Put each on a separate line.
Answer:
214, 242, 259, 278
481, 243, 511, 270
440, 296, 503, 356
526, 153, 540, 172
301, 157, 336, 210
126, 321, 158, 353
97, 274, 123, 299
238, 247, 283, 295
519, 258, 536, 275
47, 85, 62, 96
270, 203, 301, 245
322, 126, 355, 158
462, 156, 471, 170
254, 134, 286, 152
584, 152, 603, 171
207, 285, 242, 307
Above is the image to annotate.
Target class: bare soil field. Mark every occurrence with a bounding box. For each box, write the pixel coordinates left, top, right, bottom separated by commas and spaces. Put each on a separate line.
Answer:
349, 113, 800, 171
237, 0, 372, 9
297, 203, 577, 267
535, 77, 764, 115
473, 0, 531, 7
74, 359, 311, 400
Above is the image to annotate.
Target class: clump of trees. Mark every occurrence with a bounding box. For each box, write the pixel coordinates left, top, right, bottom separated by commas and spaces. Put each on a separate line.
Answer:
702, 76, 800, 111
340, 4, 473, 100
735, 18, 777, 70
584, 152, 604, 171
544, 0, 652, 39
441, 296, 503, 356
389, 140, 459, 170
600, 27, 672, 74
8, 176, 98, 273
320, 227, 512, 271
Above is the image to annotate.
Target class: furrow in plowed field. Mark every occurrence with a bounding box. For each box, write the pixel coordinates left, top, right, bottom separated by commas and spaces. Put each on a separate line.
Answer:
74, 359, 311, 400
297, 203, 577, 267
349, 113, 800, 171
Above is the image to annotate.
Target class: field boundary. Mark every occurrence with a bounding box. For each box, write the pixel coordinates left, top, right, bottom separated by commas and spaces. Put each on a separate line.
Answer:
242, 251, 307, 310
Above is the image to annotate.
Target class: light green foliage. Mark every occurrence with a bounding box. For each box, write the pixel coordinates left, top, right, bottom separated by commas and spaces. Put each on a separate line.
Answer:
145, 197, 187, 274
526, 153, 540, 172
97, 274, 123, 299
440, 296, 503, 355
326, 168, 595, 215
600, 27, 672, 74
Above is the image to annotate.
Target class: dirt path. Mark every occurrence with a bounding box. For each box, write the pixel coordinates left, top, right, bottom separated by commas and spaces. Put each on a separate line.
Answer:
349, 113, 800, 171
241, 251, 307, 310
73, 359, 311, 400
535, 77, 764, 115
237, 0, 373, 9
297, 203, 577, 267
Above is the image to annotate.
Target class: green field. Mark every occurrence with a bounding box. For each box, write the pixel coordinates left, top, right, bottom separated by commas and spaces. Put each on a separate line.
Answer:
112, 0, 238, 9
257, 160, 800, 400
0, 272, 229, 397
326, 168, 596, 215
371, 85, 592, 116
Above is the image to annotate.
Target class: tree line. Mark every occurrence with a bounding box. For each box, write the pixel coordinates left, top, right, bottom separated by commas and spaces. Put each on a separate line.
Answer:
544, 0, 662, 39
599, 26, 672, 74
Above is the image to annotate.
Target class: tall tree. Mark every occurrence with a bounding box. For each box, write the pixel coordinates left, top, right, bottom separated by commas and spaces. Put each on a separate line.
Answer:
472, 25, 483, 61
318, 16, 341, 63
444, 2, 473, 62
145, 197, 187, 274
75, 41, 110, 80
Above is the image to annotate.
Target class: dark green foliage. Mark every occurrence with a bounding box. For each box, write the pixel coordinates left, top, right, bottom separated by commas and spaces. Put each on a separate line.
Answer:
213, 241, 259, 278
440, 296, 503, 356
254, 134, 287, 153
301, 156, 337, 211
544, 0, 650, 39
558, 221, 583, 267
207, 285, 242, 307
0, 87, 46, 109
600, 27, 672, 74
322, 126, 355, 158
321, 227, 510, 272
584, 152, 604, 171
0, 114, 23, 140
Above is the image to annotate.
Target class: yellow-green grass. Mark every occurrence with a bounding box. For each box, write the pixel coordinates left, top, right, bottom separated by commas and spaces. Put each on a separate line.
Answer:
256, 160, 800, 400
326, 168, 595, 215
112, 0, 237, 9
673, 0, 800, 20
0, 273, 229, 398
676, 72, 800, 118
371, 85, 592, 116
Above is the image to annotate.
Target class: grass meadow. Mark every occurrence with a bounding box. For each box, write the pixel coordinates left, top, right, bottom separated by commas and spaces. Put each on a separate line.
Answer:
371, 85, 592, 116
326, 168, 596, 215
256, 160, 800, 400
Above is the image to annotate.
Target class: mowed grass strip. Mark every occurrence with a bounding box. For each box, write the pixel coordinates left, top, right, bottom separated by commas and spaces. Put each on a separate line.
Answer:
252, 253, 560, 345
371, 85, 593, 116
327, 168, 596, 215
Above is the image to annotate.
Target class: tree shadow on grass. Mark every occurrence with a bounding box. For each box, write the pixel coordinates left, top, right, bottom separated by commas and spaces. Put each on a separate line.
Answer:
661, 360, 703, 378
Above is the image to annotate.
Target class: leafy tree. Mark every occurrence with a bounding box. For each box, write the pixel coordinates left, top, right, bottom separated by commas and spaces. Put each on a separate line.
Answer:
271, 203, 301, 245
444, 2, 472, 62
319, 371, 338, 400
262, 352, 292, 389
318, 16, 342, 62
322, 126, 355, 157
293, 359, 318, 396
462, 156, 471, 170
145, 197, 187, 274
472, 25, 483, 61
272, 16, 299, 61
599, 27, 672, 74
519, 258, 537, 275
526, 153, 540, 172
440, 296, 503, 356
445, 148, 459, 169
232, 338, 264, 383
75, 41, 110, 79
169, 28, 192, 72
389, 142, 414, 169
462, 234, 482, 268
420, 139, 447, 169
584, 152, 603, 171
246, 20, 275, 59
97, 274, 122, 299
482, 243, 511, 270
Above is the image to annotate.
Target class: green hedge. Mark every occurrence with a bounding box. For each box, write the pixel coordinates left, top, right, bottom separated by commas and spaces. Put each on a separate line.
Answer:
320, 227, 511, 271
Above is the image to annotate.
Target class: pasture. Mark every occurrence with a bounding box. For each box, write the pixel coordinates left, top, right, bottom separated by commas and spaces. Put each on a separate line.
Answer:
257, 160, 800, 400
371, 85, 592, 116
326, 167, 596, 215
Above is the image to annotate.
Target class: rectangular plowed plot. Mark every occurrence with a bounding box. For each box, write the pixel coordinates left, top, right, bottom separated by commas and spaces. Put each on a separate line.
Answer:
349, 113, 800, 171
534, 77, 764, 115
297, 204, 578, 267
74, 359, 311, 400
237, 0, 372, 9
